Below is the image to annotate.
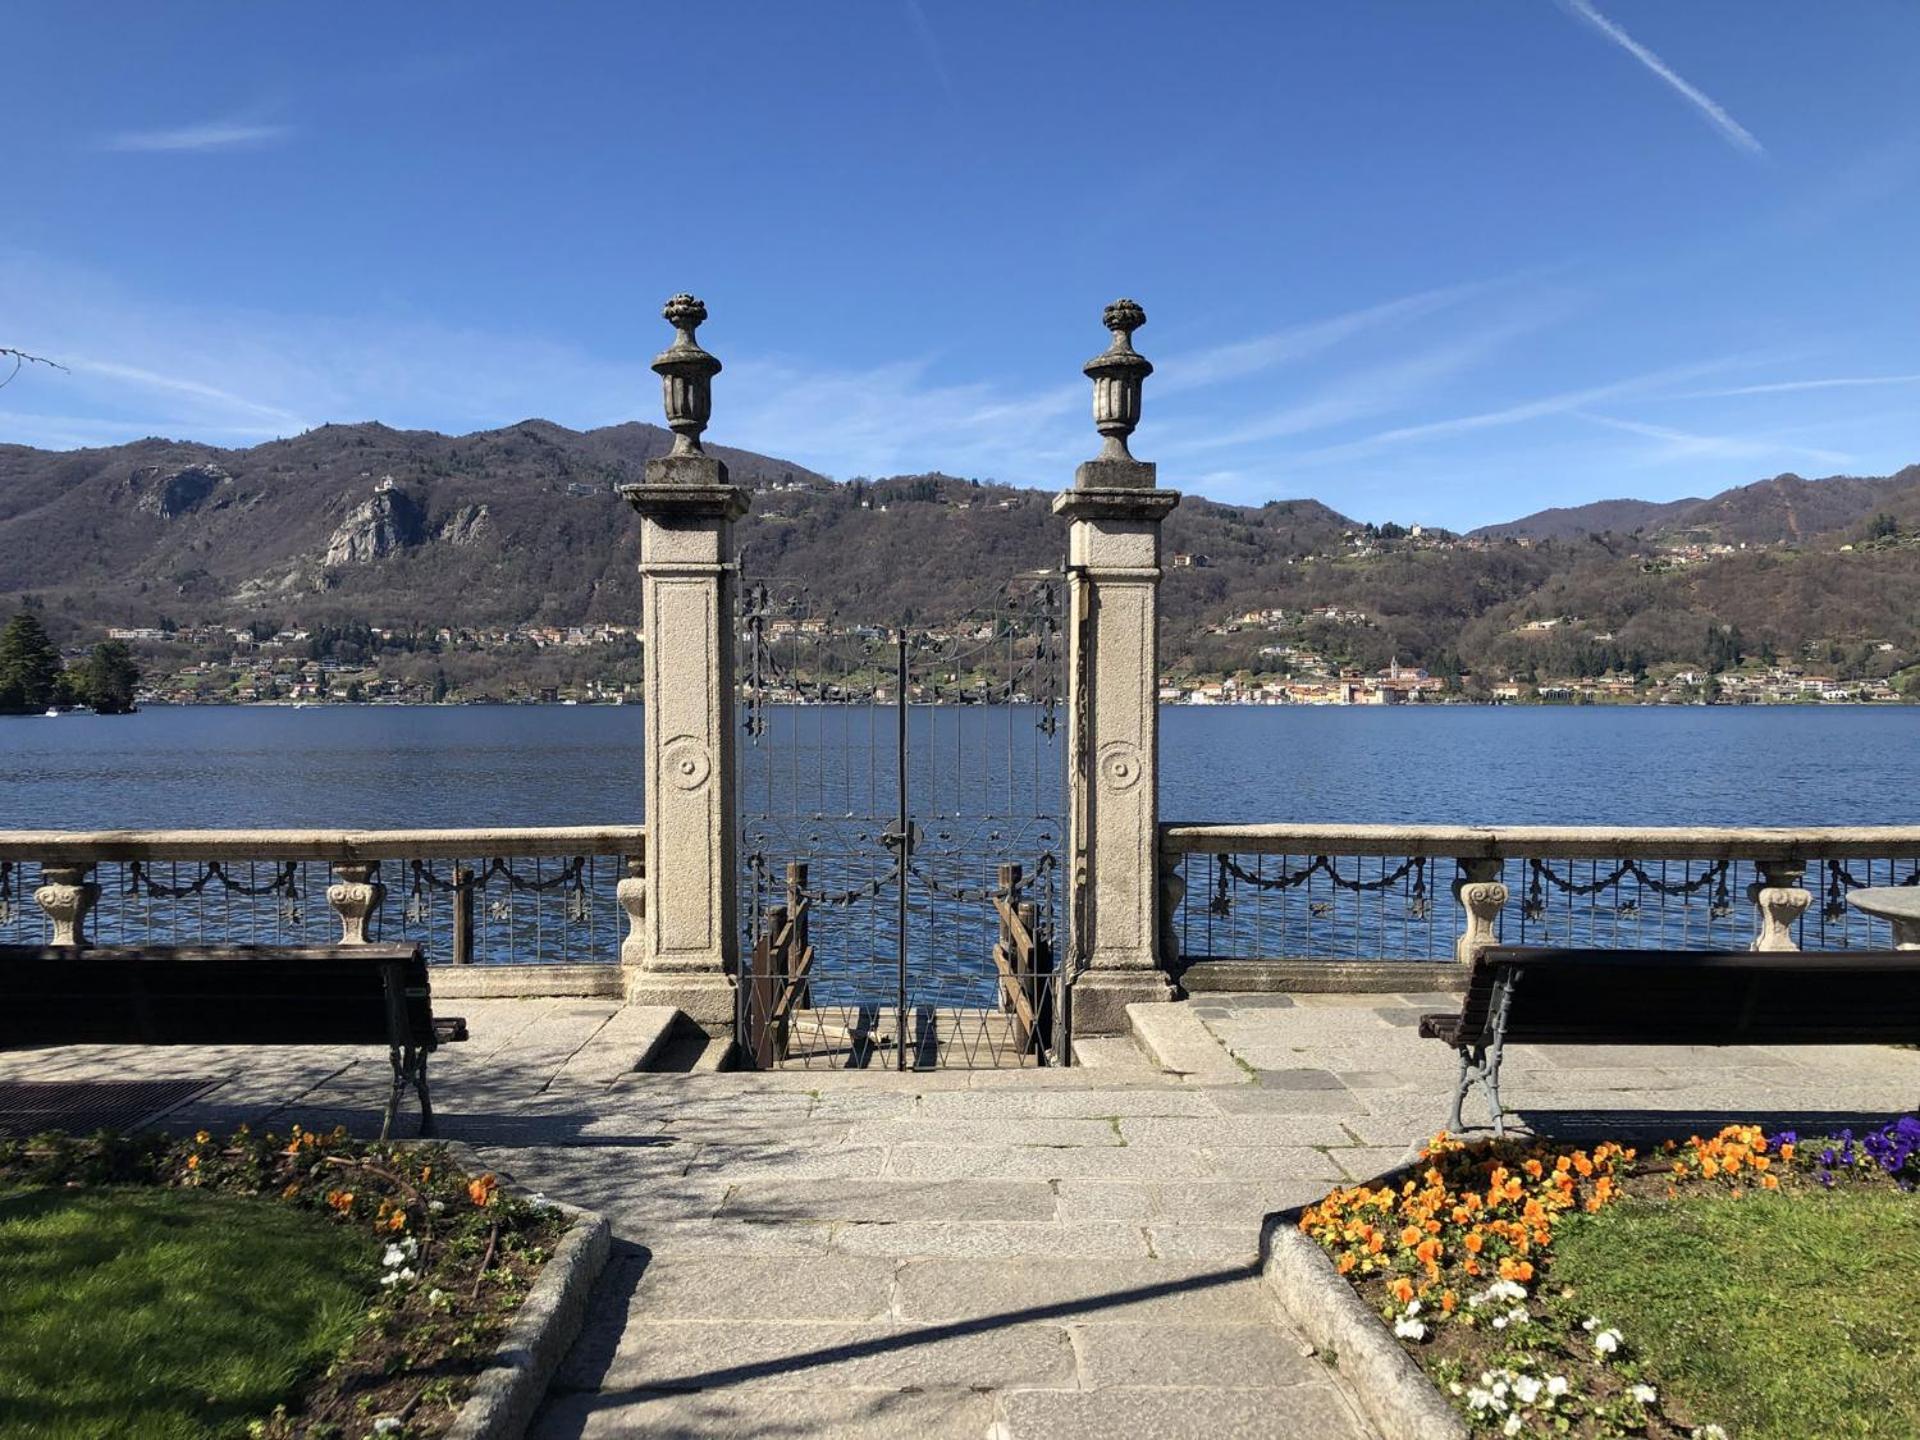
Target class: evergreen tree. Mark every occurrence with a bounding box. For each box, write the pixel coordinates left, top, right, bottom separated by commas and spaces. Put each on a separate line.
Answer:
81, 640, 141, 715
0, 612, 63, 712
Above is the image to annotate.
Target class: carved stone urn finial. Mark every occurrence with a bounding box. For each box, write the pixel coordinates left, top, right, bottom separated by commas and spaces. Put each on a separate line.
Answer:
1084, 298, 1153, 462
653, 293, 722, 457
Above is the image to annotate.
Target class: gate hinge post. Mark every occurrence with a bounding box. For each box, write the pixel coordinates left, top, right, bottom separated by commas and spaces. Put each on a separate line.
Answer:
620, 293, 751, 1034
1052, 299, 1182, 1035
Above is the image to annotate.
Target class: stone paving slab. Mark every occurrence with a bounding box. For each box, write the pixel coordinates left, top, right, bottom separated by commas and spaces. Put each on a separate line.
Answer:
829, 1219, 1153, 1260
892, 1258, 1274, 1326
1068, 1321, 1327, 1388
999, 1385, 1373, 1440
533, 1386, 999, 1440
571, 1319, 1077, 1393
885, 1141, 1221, 1181
721, 1177, 1057, 1224
626, 1256, 896, 1323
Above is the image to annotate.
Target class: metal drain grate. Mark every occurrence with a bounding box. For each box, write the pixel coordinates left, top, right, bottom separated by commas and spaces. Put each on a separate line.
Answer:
0, 1078, 225, 1139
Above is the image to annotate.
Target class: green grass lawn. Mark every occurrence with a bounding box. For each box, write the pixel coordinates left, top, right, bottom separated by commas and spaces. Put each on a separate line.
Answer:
0, 1186, 375, 1440
1553, 1187, 1920, 1439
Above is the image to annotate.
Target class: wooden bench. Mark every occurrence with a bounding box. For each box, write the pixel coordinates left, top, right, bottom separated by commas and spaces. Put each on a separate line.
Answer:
0, 944, 468, 1139
1419, 945, 1920, 1137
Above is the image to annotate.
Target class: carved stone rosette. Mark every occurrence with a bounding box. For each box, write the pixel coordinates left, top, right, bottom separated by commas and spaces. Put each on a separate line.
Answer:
1748, 860, 1810, 952
1452, 858, 1509, 965
327, 861, 385, 945
652, 293, 722, 458
1083, 298, 1152, 464
35, 862, 99, 946
617, 853, 647, 967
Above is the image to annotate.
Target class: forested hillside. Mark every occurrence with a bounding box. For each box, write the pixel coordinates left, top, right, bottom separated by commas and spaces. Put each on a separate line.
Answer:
3, 421, 1918, 687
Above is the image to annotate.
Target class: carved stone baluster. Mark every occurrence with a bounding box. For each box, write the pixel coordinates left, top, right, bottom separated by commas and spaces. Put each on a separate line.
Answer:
35, 862, 99, 946
327, 861, 385, 945
1748, 860, 1810, 952
617, 853, 647, 967
1452, 858, 1508, 965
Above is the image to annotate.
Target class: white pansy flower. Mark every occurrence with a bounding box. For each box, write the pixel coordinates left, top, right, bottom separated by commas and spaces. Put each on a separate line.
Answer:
1393, 1315, 1427, 1340
372, 1418, 402, 1435
1512, 1375, 1542, 1405
1502, 1415, 1523, 1438
1592, 1327, 1621, 1357
1630, 1383, 1658, 1405
1546, 1376, 1570, 1398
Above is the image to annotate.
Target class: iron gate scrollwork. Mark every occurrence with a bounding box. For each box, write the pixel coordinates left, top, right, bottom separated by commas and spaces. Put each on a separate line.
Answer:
735, 573, 1068, 1068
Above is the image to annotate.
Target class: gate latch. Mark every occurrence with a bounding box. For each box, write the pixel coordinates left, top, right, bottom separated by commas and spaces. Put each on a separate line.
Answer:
880, 821, 921, 858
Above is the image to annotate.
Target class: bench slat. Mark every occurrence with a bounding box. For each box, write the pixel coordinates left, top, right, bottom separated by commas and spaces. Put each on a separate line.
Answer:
1436, 947, 1920, 1049
0, 944, 453, 1052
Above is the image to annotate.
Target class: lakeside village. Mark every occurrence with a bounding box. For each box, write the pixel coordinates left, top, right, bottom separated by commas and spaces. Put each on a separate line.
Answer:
71, 609, 1913, 708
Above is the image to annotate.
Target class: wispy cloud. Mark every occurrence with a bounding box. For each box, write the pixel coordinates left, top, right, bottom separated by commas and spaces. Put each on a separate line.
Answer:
1154, 279, 1497, 396
62, 358, 308, 425
903, 0, 956, 99
1576, 412, 1853, 467
103, 120, 291, 153
1183, 300, 1575, 453
1284, 355, 1758, 467
1558, 0, 1764, 158
1678, 374, 1920, 399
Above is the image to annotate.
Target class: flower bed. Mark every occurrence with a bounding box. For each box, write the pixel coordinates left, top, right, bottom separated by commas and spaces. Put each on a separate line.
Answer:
0, 1125, 569, 1440
1299, 1114, 1920, 1438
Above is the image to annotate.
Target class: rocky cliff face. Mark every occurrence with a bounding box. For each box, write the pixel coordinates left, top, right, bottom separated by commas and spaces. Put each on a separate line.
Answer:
134, 463, 230, 519
437, 502, 492, 547
324, 480, 426, 566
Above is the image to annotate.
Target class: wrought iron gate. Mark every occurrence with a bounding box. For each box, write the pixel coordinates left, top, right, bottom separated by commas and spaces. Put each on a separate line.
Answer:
735, 574, 1068, 1068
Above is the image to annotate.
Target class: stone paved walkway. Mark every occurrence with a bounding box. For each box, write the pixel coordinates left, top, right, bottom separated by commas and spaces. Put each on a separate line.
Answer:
8, 991, 1920, 1438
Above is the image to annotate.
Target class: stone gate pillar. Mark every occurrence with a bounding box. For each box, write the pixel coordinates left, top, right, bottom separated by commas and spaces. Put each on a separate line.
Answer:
620, 294, 749, 1029
1053, 300, 1181, 1033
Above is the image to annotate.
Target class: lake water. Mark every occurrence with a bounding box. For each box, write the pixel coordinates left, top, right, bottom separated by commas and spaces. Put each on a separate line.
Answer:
0, 703, 1914, 831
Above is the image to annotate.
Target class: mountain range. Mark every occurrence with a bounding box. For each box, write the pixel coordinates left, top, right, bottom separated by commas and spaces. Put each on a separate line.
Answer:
1474, 467, 1920, 545
2, 421, 1917, 684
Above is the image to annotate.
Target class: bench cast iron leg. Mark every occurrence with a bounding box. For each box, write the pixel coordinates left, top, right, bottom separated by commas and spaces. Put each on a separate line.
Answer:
381, 1045, 404, 1142
410, 1047, 434, 1137
1486, 1039, 1507, 1139
1448, 1049, 1472, 1134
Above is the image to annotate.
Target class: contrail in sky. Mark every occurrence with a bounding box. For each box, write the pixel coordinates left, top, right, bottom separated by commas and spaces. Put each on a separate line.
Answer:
1558, 0, 1765, 158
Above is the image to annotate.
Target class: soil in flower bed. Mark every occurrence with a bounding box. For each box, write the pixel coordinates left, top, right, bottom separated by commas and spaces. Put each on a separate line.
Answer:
1300, 1117, 1920, 1439
0, 1127, 570, 1440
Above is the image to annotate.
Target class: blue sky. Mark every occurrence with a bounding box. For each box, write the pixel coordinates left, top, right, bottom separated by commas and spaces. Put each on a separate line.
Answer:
4, 2, 1917, 529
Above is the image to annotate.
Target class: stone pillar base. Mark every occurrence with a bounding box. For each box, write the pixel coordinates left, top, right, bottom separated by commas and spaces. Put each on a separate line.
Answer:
1071, 970, 1179, 1035
621, 968, 736, 1032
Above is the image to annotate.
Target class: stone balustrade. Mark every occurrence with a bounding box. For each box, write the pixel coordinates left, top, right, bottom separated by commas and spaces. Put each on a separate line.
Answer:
1158, 823, 1920, 988
0, 827, 646, 993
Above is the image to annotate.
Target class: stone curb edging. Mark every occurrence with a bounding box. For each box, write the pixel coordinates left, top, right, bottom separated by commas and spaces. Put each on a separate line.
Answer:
1259, 1190, 1467, 1440
437, 1144, 613, 1440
